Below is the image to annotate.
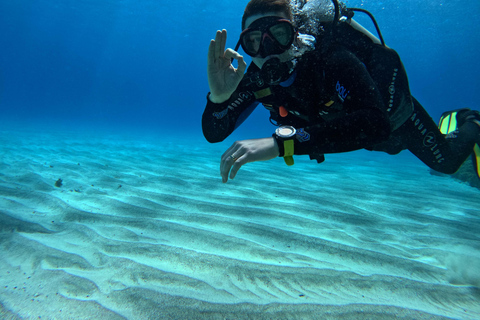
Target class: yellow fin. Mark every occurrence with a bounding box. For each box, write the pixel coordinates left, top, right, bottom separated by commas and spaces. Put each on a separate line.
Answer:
474, 144, 480, 179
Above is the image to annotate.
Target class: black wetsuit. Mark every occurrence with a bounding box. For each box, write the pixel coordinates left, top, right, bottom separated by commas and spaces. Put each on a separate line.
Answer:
202, 43, 479, 174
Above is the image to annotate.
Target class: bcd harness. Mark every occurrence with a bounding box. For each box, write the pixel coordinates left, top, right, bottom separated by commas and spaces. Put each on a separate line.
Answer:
245, 1, 414, 132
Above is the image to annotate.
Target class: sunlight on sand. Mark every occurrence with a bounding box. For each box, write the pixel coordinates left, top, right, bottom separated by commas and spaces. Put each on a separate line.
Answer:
1, 129, 479, 319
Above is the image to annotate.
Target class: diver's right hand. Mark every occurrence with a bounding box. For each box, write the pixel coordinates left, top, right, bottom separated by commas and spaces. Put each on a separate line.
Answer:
207, 29, 247, 104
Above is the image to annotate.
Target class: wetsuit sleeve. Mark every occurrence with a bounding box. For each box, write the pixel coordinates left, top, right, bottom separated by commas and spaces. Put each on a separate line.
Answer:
292, 47, 391, 155
202, 85, 258, 143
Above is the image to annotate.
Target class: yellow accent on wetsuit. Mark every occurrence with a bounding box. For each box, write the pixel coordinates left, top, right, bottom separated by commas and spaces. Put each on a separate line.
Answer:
254, 88, 272, 99
325, 100, 335, 107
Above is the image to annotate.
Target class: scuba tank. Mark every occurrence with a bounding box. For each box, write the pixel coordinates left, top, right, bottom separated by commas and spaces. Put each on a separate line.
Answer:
292, 0, 414, 131
292, 0, 385, 46
240, 0, 414, 133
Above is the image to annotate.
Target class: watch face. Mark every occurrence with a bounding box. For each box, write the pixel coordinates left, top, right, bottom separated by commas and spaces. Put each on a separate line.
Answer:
276, 126, 296, 138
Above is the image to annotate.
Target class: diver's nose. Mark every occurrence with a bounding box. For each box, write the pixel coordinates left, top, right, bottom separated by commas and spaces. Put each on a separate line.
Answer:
260, 33, 276, 57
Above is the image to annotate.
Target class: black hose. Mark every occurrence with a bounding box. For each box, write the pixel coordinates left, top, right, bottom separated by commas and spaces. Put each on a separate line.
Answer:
331, 0, 339, 29
348, 8, 386, 46
330, 0, 386, 47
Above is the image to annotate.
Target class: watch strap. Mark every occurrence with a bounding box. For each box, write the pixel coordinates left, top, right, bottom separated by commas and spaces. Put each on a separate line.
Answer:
283, 140, 294, 166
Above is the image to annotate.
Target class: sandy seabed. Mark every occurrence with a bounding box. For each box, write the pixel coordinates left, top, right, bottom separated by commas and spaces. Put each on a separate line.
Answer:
0, 128, 479, 320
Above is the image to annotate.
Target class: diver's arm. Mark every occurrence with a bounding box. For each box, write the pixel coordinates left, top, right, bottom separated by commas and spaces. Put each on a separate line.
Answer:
291, 108, 390, 155
208, 29, 247, 103
202, 90, 259, 143
220, 137, 279, 183
204, 29, 256, 143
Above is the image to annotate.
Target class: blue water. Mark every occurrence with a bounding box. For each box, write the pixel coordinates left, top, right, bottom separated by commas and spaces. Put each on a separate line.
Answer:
1, 0, 479, 139
1, 2, 480, 318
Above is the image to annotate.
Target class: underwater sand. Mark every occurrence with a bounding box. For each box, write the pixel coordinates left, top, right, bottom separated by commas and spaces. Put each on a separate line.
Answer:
0, 127, 479, 320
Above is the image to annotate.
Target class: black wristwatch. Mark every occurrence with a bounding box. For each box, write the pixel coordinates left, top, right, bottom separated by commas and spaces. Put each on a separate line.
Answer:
275, 125, 296, 166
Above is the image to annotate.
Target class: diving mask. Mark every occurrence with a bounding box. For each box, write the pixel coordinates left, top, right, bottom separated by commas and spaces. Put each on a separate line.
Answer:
235, 16, 296, 58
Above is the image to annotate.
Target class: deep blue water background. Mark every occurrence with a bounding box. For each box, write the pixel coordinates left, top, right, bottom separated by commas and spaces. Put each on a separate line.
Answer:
1, 0, 479, 140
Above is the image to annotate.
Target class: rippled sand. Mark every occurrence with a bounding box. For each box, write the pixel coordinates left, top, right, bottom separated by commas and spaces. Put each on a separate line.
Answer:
1, 128, 479, 319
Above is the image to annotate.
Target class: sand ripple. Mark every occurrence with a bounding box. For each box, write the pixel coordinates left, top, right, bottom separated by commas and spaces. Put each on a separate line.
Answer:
0, 130, 479, 319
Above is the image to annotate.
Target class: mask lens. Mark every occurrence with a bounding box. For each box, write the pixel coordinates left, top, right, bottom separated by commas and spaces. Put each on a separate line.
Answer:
241, 30, 262, 56
269, 22, 294, 47
239, 17, 295, 57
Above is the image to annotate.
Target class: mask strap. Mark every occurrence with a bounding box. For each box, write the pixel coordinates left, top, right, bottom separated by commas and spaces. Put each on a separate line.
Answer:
234, 40, 241, 52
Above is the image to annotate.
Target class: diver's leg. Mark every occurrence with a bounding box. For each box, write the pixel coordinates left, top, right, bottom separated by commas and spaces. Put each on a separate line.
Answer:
403, 98, 479, 174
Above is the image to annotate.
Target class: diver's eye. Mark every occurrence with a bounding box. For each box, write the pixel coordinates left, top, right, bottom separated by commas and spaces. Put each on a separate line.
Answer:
243, 30, 262, 53
270, 23, 292, 46
246, 31, 261, 44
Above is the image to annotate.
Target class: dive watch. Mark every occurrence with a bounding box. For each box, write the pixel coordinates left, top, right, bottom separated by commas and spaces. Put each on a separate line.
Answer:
275, 125, 296, 166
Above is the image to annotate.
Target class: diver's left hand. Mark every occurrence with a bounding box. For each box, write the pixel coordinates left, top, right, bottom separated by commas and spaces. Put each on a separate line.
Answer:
220, 137, 279, 183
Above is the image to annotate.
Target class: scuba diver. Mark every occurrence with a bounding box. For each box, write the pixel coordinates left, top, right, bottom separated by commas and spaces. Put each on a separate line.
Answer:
202, 0, 480, 183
